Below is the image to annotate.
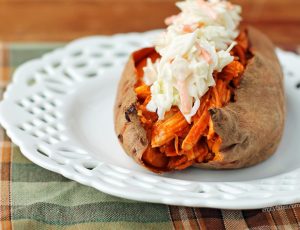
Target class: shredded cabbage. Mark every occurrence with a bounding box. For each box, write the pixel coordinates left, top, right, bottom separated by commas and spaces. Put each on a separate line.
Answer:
144, 0, 242, 123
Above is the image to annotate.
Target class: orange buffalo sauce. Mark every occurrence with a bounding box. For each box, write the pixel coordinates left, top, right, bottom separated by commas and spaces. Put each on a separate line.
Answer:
133, 31, 252, 172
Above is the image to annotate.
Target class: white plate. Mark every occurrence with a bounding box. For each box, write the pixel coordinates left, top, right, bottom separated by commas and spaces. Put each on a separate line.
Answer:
1, 30, 300, 209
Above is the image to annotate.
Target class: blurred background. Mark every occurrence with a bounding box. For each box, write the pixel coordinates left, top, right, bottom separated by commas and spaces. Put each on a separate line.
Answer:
0, 0, 299, 50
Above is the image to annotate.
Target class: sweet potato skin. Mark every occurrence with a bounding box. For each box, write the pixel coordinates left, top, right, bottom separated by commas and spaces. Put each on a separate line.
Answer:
114, 48, 151, 170
114, 27, 285, 171
195, 27, 285, 169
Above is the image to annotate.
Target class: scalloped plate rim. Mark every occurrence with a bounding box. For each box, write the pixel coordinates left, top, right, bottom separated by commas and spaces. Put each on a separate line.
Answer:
0, 31, 300, 209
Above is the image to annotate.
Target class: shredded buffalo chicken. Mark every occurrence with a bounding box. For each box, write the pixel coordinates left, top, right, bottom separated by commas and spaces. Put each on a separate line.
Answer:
134, 31, 252, 172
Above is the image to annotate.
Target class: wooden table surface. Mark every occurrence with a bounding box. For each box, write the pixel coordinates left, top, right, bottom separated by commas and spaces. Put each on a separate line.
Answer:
0, 0, 299, 51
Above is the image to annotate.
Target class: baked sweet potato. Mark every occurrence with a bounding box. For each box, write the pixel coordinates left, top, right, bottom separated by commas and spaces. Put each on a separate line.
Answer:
114, 27, 285, 173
